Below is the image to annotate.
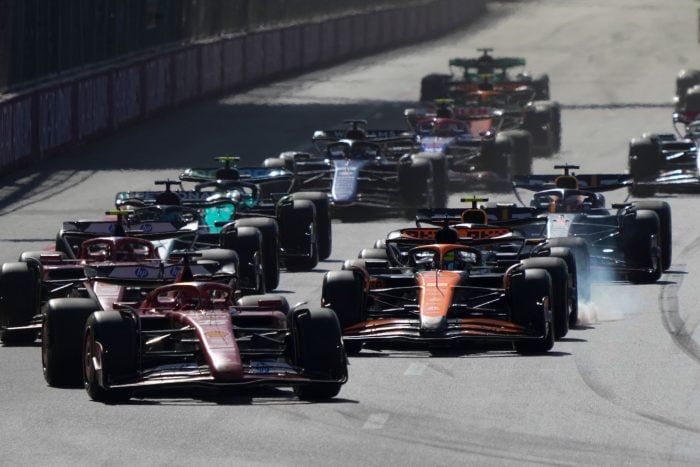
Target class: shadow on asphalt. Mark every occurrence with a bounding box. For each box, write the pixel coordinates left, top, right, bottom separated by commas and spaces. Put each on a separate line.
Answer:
0, 100, 415, 214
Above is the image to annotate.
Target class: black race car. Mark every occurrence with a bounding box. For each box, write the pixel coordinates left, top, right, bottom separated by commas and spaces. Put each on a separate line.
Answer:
264, 120, 447, 218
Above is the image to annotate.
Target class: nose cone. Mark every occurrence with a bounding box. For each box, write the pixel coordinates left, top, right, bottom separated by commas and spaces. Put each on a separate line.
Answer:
421, 313, 447, 332
417, 270, 461, 333
332, 160, 366, 202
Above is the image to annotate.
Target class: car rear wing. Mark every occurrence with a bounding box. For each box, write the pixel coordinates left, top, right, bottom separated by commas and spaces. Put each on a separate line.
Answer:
84, 261, 225, 282
415, 206, 543, 226
179, 166, 294, 183
115, 190, 254, 208
312, 128, 413, 141
62, 220, 187, 236
448, 57, 526, 70
512, 174, 632, 192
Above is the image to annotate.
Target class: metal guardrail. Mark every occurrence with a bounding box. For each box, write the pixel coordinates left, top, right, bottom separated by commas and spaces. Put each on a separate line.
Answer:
0, 0, 423, 92
0, 0, 487, 174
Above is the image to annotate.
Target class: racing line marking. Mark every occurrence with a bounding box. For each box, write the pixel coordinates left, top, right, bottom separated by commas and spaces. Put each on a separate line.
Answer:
363, 413, 389, 430
404, 362, 427, 376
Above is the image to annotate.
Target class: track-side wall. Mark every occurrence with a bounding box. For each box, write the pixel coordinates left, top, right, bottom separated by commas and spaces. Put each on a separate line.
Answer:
0, 0, 486, 174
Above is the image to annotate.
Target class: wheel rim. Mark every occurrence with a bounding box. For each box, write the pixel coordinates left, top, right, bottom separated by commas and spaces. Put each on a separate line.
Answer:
41, 316, 49, 378
83, 331, 96, 389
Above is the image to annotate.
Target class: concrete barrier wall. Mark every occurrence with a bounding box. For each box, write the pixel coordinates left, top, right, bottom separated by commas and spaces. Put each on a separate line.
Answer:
0, 0, 486, 174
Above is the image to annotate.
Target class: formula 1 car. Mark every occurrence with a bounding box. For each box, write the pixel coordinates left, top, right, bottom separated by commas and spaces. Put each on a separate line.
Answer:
0, 226, 247, 345
116, 169, 323, 288
627, 118, 700, 197
345, 201, 580, 339
54, 209, 264, 293
674, 68, 700, 114
264, 120, 446, 217
322, 240, 557, 355
404, 106, 533, 189
81, 284, 347, 402
177, 156, 332, 263
506, 165, 672, 284
411, 88, 559, 159
420, 48, 551, 102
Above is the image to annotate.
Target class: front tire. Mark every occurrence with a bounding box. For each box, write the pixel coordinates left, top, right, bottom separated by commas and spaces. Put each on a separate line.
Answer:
290, 308, 347, 400
510, 268, 555, 354
83, 311, 136, 403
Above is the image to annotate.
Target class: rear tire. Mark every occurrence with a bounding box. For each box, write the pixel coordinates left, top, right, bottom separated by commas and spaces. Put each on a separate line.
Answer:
291, 192, 332, 260
548, 237, 591, 303
236, 294, 290, 314
420, 74, 450, 101
413, 153, 448, 208
220, 226, 266, 293
399, 158, 432, 207
628, 137, 662, 196
321, 271, 365, 355
42, 298, 100, 387
232, 218, 280, 291
549, 247, 579, 328
358, 248, 388, 260
278, 199, 318, 271
631, 200, 672, 271
0, 262, 40, 345
499, 130, 532, 176
197, 248, 241, 287
623, 210, 662, 284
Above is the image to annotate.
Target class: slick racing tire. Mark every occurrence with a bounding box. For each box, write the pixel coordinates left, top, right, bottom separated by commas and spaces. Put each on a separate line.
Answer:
232, 218, 280, 291
420, 73, 450, 101
550, 102, 562, 153
263, 157, 289, 170
290, 307, 347, 400
684, 85, 700, 113
499, 130, 532, 176
43, 298, 101, 387
322, 271, 365, 356
220, 225, 267, 294
0, 262, 40, 345
198, 248, 240, 284
549, 247, 579, 328
510, 268, 554, 354
83, 311, 136, 403
413, 153, 448, 208
548, 237, 591, 303
357, 248, 389, 260
520, 257, 570, 339
277, 199, 318, 271
399, 158, 432, 207
483, 134, 515, 181
675, 69, 700, 110
532, 73, 551, 101
623, 210, 662, 284
628, 137, 662, 197
523, 101, 557, 158
631, 200, 672, 271
321, 271, 365, 356
291, 192, 332, 260
236, 294, 290, 314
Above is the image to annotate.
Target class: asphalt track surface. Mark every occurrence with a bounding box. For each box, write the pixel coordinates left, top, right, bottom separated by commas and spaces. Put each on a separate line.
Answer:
2, 0, 700, 465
